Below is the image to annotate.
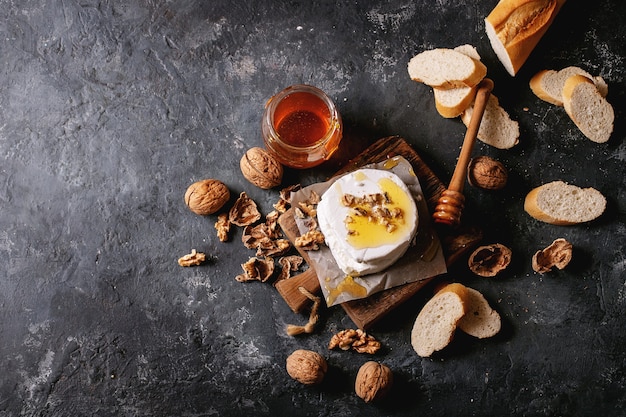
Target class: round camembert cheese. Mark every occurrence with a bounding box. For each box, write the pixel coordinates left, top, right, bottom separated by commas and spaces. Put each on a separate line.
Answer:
316, 168, 419, 276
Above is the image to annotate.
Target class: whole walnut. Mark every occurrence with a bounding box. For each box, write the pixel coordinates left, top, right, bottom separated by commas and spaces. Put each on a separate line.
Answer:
286, 349, 327, 385
184, 179, 230, 215
467, 156, 508, 190
240, 147, 283, 189
355, 361, 393, 403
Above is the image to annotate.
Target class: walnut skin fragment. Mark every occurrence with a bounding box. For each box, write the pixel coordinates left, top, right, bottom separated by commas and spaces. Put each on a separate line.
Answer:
468, 243, 512, 277
235, 257, 275, 282
532, 238, 573, 274
276, 255, 304, 282
228, 192, 261, 227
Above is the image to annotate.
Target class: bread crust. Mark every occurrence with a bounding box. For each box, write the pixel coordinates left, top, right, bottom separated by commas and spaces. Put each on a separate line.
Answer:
529, 69, 559, 104
485, 0, 567, 76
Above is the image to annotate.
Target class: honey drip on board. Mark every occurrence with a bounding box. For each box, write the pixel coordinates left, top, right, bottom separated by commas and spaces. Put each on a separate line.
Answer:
325, 275, 367, 306
382, 157, 400, 169
344, 177, 415, 249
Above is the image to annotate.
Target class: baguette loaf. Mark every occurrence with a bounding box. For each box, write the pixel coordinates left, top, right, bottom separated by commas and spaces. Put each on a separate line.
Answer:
563, 74, 614, 143
461, 94, 520, 149
530, 66, 608, 106
485, 0, 567, 76
407, 48, 487, 89
457, 287, 501, 339
524, 180, 606, 225
411, 283, 468, 357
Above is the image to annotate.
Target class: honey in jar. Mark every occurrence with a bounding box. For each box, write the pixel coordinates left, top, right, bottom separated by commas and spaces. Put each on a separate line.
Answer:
262, 84, 342, 169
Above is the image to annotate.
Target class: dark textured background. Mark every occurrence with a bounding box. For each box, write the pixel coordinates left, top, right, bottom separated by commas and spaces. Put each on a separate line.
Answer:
1, 1, 625, 416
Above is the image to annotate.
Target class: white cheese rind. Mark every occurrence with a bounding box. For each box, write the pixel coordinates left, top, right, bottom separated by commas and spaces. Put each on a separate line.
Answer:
317, 168, 418, 276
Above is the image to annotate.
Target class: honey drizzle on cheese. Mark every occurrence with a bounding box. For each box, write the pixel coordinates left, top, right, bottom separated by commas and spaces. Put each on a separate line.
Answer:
342, 177, 414, 249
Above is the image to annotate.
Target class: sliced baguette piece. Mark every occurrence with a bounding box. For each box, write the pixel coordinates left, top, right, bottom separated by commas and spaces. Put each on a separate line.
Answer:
563, 74, 614, 143
524, 180, 607, 225
485, 0, 566, 76
434, 86, 478, 118
408, 48, 487, 89
530, 66, 609, 106
411, 283, 468, 357
432, 45, 482, 118
457, 287, 501, 339
461, 94, 520, 149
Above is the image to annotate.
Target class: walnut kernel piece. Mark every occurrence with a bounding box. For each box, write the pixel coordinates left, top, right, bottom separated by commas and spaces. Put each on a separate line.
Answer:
229, 192, 261, 226
286, 349, 327, 385
184, 179, 230, 215
468, 156, 508, 190
468, 243, 512, 277
532, 238, 573, 274
235, 257, 274, 282
240, 147, 283, 189
178, 249, 206, 267
355, 361, 393, 403
214, 213, 231, 242
295, 229, 325, 251
328, 329, 381, 354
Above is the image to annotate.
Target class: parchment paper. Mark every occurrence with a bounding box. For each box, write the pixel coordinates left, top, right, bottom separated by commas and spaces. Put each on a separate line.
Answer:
291, 156, 447, 307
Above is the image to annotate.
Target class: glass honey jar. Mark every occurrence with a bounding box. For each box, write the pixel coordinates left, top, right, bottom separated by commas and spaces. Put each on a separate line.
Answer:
262, 84, 343, 169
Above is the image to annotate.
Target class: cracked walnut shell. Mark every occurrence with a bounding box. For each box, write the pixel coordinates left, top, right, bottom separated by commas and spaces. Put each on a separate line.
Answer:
532, 238, 573, 274
240, 147, 283, 189
286, 349, 327, 385
184, 179, 230, 215
468, 243, 512, 277
355, 361, 393, 403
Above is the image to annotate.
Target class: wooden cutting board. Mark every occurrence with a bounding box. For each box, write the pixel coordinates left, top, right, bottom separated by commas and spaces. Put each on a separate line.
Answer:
275, 135, 483, 329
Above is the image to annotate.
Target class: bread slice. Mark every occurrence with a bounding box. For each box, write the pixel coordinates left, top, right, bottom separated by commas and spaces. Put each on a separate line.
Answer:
457, 287, 501, 339
461, 94, 519, 149
524, 180, 607, 225
411, 283, 468, 357
563, 74, 614, 143
432, 45, 482, 118
530, 66, 609, 106
408, 48, 487, 89
485, 0, 566, 76
433, 85, 478, 118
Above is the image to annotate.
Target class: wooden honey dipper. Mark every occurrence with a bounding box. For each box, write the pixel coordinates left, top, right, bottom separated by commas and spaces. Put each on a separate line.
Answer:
432, 78, 494, 227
